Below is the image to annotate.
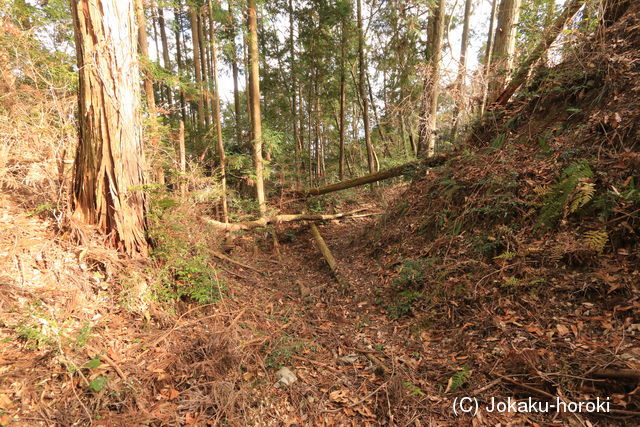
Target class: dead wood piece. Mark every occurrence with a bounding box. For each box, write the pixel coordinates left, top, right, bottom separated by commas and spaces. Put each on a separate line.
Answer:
310, 223, 346, 285
591, 369, 640, 380
203, 208, 372, 231
211, 250, 260, 273
365, 352, 388, 375
303, 154, 450, 197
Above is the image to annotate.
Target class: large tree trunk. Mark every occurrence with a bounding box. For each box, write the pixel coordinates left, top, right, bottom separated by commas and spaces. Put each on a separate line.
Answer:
357, 0, 376, 176
289, 0, 301, 188
304, 154, 449, 197
228, 0, 242, 148
480, 0, 499, 116
173, 2, 187, 121
450, 0, 472, 140
189, 7, 205, 143
243, 27, 253, 148
204, 208, 375, 231
310, 224, 345, 284
157, 6, 173, 109
69, 0, 148, 257
178, 120, 186, 195
134, 0, 156, 117
338, 15, 347, 181
419, 0, 445, 157
367, 71, 389, 155
493, 0, 584, 106
197, 10, 211, 130
247, 0, 266, 216
488, 0, 522, 99
209, 0, 229, 223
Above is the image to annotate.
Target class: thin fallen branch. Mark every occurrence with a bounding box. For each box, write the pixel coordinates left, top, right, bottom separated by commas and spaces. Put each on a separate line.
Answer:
499, 375, 639, 417
211, 250, 260, 273
203, 208, 372, 231
471, 378, 502, 396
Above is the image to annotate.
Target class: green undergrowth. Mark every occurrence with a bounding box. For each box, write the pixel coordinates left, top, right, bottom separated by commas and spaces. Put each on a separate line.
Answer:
536, 161, 594, 229
147, 194, 226, 306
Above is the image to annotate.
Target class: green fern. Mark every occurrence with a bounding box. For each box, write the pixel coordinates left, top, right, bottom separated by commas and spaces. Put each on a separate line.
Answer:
537, 161, 593, 228
583, 229, 608, 254
445, 367, 471, 393
569, 180, 595, 213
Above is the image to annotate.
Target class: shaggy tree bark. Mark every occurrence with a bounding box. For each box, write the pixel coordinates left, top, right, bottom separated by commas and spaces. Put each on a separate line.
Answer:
69, 0, 148, 256
248, 0, 267, 215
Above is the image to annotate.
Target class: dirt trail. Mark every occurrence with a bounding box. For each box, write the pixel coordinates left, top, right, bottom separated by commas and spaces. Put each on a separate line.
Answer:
216, 199, 473, 424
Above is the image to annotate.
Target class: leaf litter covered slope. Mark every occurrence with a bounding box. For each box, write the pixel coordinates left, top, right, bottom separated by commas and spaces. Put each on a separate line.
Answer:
343, 3, 640, 424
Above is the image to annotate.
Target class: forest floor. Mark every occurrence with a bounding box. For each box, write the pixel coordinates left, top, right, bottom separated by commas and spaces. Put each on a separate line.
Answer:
1, 181, 638, 426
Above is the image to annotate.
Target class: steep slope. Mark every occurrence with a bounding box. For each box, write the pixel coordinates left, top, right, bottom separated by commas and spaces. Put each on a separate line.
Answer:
354, 2, 640, 423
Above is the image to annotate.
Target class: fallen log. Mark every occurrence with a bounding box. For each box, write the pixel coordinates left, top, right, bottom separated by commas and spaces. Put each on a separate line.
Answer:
310, 223, 345, 285
203, 208, 375, 231
303, 154, 450, 197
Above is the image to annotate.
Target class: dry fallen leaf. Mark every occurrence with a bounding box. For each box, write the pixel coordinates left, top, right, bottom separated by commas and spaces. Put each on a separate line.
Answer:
168, 388, 180, 400
0, 394, 12, 410
556, 324, 569, 337
329, 389, 350, 403
526, 326, 544, 336
354, 405, 375, 418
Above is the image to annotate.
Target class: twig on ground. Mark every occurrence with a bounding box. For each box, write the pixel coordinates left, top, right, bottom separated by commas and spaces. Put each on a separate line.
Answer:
471, 378, 502, 396
212, 250, 261, 273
